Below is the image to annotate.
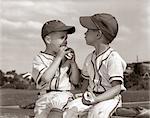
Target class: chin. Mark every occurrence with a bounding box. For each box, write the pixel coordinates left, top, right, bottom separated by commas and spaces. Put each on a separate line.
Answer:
86, 42, 92, 46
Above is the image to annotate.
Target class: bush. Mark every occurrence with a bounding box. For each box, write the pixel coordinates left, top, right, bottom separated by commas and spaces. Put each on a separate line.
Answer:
124, 72, 149, 90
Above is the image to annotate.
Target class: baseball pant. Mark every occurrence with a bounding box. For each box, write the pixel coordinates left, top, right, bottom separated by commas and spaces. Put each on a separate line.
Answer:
63, 95, 122, 118
34, 91, 73, 118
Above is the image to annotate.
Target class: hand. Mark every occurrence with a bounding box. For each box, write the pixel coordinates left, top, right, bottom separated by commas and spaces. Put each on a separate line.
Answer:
57, 46, 71, 59
82, 91, 97, 106
82, 96, 92, 106
65, 48, 76, 62
82, 96, 97, 106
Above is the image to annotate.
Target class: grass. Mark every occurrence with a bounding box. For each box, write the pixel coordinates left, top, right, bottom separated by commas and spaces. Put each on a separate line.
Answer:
0, 89, 38, 106
0, 89, 149, 118
0, 89, 149, 106
121, 90, 150, 102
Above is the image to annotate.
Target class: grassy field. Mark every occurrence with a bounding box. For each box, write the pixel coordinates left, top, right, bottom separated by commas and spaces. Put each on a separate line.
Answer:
0, 89, 149, 106
0, 89, 149, 118
0, 89, 38, 106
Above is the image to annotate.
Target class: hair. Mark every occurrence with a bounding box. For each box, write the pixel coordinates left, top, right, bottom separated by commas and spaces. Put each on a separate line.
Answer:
41, 35, 48, 45
97, 30, 113, 44
102, 32, 116, 44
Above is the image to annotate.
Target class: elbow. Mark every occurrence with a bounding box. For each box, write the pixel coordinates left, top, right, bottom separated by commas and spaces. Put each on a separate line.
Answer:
115, 84, 122, 94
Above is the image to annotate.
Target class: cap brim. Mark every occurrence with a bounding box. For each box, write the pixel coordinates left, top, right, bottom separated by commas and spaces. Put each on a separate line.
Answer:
56, 26, 75, 34
79, 16, 97, 29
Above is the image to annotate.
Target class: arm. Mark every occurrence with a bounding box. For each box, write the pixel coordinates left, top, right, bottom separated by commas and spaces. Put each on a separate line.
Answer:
82, 80, 122, 105
94, 80, 121, 103
69, 61, 80, 85
41, 46, 70, 83
67, 48, 80, 85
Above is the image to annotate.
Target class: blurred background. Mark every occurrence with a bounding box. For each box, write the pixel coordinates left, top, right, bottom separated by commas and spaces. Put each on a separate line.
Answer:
0, 0, 150, 90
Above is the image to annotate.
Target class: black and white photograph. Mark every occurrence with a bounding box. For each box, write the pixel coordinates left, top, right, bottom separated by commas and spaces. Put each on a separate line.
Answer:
0, 0, 150, 118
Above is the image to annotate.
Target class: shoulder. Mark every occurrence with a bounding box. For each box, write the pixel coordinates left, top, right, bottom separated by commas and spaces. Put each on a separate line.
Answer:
109, 51, 124, 61
33, 53, 42, 62
108, 51, 127, 68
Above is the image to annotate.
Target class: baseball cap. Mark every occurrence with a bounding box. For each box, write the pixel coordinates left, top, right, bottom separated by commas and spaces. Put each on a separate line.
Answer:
79, 13, 118, 42
41, 20, 75, 39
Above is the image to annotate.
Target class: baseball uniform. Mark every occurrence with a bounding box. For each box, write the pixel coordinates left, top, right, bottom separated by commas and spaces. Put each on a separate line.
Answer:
32, 52, 74, 118
64, 47, 126, 118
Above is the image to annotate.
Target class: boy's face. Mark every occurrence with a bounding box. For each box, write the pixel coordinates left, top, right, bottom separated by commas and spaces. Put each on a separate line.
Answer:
84, 29, 98, 46
48, 31, 68, 52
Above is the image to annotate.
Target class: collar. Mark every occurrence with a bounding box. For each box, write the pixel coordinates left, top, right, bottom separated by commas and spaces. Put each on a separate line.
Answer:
40, 51, 55, 60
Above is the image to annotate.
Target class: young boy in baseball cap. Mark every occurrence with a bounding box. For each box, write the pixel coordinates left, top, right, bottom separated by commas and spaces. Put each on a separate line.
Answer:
63, 13, 127, 118
32, 20, 80, 118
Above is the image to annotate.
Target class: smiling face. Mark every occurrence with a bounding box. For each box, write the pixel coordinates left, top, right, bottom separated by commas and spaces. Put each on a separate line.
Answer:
84, 29, 98, 46
46, 31, 68, 52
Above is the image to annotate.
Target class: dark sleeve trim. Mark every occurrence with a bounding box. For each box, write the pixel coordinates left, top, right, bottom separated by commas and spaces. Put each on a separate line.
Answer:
109, 76, 123, 80
81, 73, 90, 78
36, 67, 46, 84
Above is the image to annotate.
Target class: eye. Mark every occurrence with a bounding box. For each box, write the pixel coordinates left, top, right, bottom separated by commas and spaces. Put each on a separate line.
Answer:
60, 35, 67, 40
60, 36, 65, 39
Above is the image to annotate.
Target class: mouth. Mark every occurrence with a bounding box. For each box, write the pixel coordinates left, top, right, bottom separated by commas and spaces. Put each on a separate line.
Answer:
60, 43, 67, 47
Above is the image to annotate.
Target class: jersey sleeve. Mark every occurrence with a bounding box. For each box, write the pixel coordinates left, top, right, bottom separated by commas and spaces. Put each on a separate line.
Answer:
32, 55, 50, 88
107, 52, 127, 91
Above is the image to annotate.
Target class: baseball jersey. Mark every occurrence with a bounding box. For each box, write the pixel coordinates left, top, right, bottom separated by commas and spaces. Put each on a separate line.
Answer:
32, 52, 72, 91
81, 47, 126, 93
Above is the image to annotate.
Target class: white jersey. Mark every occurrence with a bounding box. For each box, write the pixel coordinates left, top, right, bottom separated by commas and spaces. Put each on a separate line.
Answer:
81, 47, 126, 93
32, 52, 72, 91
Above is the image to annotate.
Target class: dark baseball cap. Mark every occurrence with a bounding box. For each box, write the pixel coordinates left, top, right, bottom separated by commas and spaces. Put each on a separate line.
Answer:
41, 20, 75, 39
79, 13, 118, 42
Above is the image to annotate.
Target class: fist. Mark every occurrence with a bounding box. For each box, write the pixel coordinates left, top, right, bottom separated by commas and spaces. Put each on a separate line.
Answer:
82, 91, 95, 106
65, 48, 74, 60
83, 91, 95, 103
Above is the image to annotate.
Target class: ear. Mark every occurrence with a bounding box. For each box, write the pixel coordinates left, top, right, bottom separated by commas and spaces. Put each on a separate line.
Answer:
45, 35, 51, 44
96, 30, 102, 39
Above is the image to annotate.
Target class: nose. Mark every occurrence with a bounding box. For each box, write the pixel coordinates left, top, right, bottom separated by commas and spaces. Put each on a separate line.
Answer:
64, 35, 68, 40
64, 40, 67, 44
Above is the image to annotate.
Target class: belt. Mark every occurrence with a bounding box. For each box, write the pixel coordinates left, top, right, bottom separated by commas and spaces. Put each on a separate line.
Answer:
38, 89, 70, 95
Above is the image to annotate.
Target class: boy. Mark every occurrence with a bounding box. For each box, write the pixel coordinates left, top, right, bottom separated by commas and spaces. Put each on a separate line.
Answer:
32, 20, 80, 118
63, 13, 127, 118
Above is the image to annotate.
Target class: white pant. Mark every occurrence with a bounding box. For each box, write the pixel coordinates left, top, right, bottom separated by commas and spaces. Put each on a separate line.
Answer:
63, 95, 122, 118
34, 91, 73, 118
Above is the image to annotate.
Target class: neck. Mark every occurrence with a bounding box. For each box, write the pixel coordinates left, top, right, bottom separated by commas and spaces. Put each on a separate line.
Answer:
44, 46, 56, 56
94, 43, 109, 56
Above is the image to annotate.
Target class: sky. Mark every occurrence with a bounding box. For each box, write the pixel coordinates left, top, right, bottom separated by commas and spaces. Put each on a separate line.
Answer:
0, 0, 150, 73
